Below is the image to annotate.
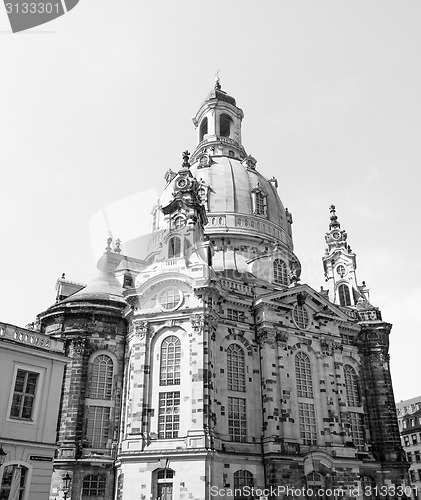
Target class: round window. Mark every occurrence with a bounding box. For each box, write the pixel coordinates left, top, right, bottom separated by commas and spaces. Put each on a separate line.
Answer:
173, 216, 186, 230
293, 304, 310, 330
159, 288, 183, 311
336, 264, 346, 277
176, 178, 189, 189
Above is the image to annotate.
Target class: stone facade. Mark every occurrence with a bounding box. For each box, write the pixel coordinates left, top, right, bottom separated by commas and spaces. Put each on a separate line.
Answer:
37, 82, 407, 500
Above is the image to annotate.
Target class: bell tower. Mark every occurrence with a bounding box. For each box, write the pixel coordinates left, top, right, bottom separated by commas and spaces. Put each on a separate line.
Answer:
191, 75, 246, 162
322, 205, 361, 306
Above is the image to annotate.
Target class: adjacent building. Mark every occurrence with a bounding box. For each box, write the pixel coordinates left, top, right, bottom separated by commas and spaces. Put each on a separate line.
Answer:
0, 322, 67, 500
397, 397, 421, 499
35, 81, 408, 500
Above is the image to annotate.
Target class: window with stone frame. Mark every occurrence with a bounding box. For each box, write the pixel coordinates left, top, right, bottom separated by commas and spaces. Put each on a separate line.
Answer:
298, 402, 317, 445
348, 412, 365, 450
338, 283, 351, 306
160, 336, 181, 386
85, 406, 110, 448
154, 469, 174, 500
89, 354, 114, 400
9, 369, 38, 420
172, 215, 186, 231
254, 191, 266, 216
273, 259, 288, 285
82, 474, 106, 497
228, 397, 247, 442
199, 117, 208, 142
227, 309, 245, 322
198, 186, 209, 210
168, 237, 181, 258
160, 288, 182, 311
227, 344, 246, 392
220, 114, 232, 138
293, 304, 310, 330
295, 352, 313, 398
158, 392, 180, 439
0, 465, 27, 500
233, 470, 253, 500
344, 365, 360, 407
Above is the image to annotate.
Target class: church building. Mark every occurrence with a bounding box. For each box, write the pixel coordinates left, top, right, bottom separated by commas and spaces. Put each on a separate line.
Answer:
39, 81, 407, 500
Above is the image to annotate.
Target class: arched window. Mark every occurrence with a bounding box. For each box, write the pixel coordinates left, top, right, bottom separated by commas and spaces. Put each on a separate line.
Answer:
82, 474, 106, 497
293, 304, 309, 330
153, 469, 174, 500
90, 354, 114, 400
168, 237, 181, 258
199, 117, 208, 142
306, 473, 325, 499
273, 259, 288, 285
0, 465, 27, 500
160, 336, 181, 386
295, 352, 313, 398
344, 365, 360, 406
220, 114, 232, 137
338, 284, 351, 306
227, 344, 245, 392
233, 470, 253, 500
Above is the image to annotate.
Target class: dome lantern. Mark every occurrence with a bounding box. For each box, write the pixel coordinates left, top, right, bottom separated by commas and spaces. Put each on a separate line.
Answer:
191, 79, 246, 163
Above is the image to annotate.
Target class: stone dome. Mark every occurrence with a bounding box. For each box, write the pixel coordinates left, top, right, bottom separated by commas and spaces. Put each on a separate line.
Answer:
62, 251, 125, 304
155, 156, 293, 252
146, 83, 300, 277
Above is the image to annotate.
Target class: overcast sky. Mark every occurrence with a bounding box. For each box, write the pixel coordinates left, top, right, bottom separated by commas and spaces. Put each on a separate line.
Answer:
1, 1, 420, 402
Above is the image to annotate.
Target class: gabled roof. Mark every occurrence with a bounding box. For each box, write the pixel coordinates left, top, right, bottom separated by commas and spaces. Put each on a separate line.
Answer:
254, 283, 352, 322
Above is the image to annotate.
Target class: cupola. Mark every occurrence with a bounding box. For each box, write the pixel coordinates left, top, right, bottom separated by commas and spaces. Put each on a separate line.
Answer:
191, 76, 246, 163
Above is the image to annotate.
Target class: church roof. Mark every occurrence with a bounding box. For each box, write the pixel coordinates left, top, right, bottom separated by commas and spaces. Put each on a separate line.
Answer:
62, 251, 125, 305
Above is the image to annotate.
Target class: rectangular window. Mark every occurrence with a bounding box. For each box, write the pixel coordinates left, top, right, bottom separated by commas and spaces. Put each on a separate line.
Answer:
415, 451, 420, 463
10, 369, 38, 420
254, 192, 266, 216
158, 392, 180, 439
228, 397, 247, 442
412, 434, 418, 445
410, 471, 415, 482
298, 402, 317, 445
227, 309, 245, 322
349, 412, 365, 450
404, 436, 410, 447
407, 452, 413, 463
86, 406, 110, 448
